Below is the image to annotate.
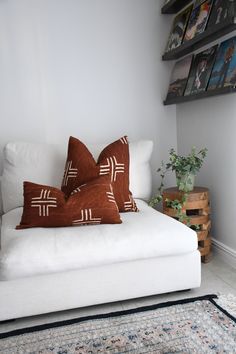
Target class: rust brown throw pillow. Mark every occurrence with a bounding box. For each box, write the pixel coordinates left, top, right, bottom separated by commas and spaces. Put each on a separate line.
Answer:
61, 136, 138, 212
16, 176, 121, 229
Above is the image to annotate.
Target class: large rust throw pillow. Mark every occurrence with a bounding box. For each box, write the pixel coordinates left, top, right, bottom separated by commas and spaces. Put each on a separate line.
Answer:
61, 136, 138, 212
16, 176, 121, 229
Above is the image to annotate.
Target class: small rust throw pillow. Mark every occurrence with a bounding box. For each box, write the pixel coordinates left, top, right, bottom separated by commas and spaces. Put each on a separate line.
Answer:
16, 176, 121, 229
61, 136, 138, 212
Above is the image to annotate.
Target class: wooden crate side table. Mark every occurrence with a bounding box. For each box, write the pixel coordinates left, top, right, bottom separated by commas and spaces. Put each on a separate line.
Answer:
162, 187, 212, 263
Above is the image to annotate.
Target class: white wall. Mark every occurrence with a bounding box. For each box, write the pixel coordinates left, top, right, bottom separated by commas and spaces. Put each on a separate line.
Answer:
177, 95, 236, 262
0, 0, 177, 192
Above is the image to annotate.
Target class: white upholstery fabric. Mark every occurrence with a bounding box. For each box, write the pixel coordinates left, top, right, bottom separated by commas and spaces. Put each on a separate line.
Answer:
1, 142, 66, 214
1, 140, 153, 213
0, 199, 197, 280
0, 252, 201, 321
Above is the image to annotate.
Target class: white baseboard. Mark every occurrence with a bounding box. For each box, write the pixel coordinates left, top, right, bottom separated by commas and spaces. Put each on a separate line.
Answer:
212, 238, 236, 269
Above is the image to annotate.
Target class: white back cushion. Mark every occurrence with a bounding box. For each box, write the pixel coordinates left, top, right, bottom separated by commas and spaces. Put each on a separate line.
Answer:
1, 140, 153, 213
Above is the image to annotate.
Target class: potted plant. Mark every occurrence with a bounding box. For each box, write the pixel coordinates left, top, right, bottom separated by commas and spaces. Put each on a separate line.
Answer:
149, 147, 207, 225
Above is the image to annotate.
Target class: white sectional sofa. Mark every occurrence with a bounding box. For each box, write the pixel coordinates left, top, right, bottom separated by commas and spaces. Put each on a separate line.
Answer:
0, 140, 201, 321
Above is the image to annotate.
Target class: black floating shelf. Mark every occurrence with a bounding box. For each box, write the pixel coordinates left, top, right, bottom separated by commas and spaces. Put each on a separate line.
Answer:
163, 87, 236, 105
161, 0, 192, 14
162, 17, 236, 61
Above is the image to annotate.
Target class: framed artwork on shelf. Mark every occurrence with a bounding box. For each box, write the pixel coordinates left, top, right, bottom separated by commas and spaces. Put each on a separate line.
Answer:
207, 0, 235, 28
165, 5, 193, 53
183, 0, 213, 43
208, 36, 236, 90
184, 45, 218, 96
166, 55, 193, 100
194, 0, 207, 8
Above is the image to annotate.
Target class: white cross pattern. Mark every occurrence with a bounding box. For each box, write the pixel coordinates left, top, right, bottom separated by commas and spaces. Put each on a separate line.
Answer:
31, 189, 57, 217
120, 137, 128, 144
99, 156, 125, 182
124, 195, 137, 211
106, 184, 118, 209
71, 183, 87, 195
72, 209, 102, 226
62, 160, 78, 186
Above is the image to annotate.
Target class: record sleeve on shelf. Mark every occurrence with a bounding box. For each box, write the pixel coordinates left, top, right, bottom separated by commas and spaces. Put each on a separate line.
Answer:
207, 0, 235, 28
185, 45, 218, 96
166, 55, 193, 100
208, 36, 236, 90
165, 5, 193, 53
194, 0, 207, 8
183, 0, 213, 43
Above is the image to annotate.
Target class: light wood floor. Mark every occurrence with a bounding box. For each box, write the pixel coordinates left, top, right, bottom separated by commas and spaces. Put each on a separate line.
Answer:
1, 254, 236, 333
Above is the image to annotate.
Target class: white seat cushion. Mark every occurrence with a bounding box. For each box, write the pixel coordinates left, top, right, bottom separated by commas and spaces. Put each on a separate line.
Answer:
0, 200, 198, 280
1, 140, 153, 213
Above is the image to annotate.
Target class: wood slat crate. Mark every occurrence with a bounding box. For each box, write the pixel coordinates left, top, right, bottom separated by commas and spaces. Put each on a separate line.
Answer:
162, 187, 212, 263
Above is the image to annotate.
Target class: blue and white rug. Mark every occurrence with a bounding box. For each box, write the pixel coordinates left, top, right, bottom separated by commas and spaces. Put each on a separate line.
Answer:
0, 294, 235, 353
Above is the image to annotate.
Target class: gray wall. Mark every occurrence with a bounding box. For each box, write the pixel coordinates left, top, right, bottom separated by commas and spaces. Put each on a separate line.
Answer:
177, 95, 236, 263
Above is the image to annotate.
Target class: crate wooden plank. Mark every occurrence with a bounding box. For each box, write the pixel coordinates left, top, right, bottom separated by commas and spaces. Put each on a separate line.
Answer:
200, 206, 211, 216
163, 187, 209, 202
188, 215, 209, 225
163, 211, 210, 226
185, 199, 209, 210
202, 220, 211, 231
162, 186, 212, 263
197, 230, 209, 241
163, 207, 179, 218
199, 236, 211, 248
199, 245, 211, 257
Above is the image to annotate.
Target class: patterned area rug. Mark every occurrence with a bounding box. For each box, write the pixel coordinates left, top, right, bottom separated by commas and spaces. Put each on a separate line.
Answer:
0, 294, 235, 353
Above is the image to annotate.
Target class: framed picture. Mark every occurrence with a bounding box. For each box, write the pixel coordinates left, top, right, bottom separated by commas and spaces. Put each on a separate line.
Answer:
207, 0, 235, 27
194, 0, 207, 8
183, 0, 213, 42
185, 45, 218, 96
165, 5, 193, 53
208, 37, 236, 90
166, 55, 193, 100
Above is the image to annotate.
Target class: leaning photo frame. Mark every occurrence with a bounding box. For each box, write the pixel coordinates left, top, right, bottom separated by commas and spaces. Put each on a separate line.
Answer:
183, 0, 213, 43
165, 5, 193, 53
207, 0, 235, 29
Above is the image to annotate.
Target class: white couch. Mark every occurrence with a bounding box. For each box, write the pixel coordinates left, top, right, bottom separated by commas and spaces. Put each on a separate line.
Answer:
0, 140, 201, 321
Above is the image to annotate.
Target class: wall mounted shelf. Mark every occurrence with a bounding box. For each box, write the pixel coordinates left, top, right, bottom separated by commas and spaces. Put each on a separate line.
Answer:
161, 0, 192, 14
163, 87, 236, 105
162, 17, 236, 61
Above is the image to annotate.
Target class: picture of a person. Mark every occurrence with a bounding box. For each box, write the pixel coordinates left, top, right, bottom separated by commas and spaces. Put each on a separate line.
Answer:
184, 1, 211, 42
216, 43, 235, 88
192, 59, 208, 92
